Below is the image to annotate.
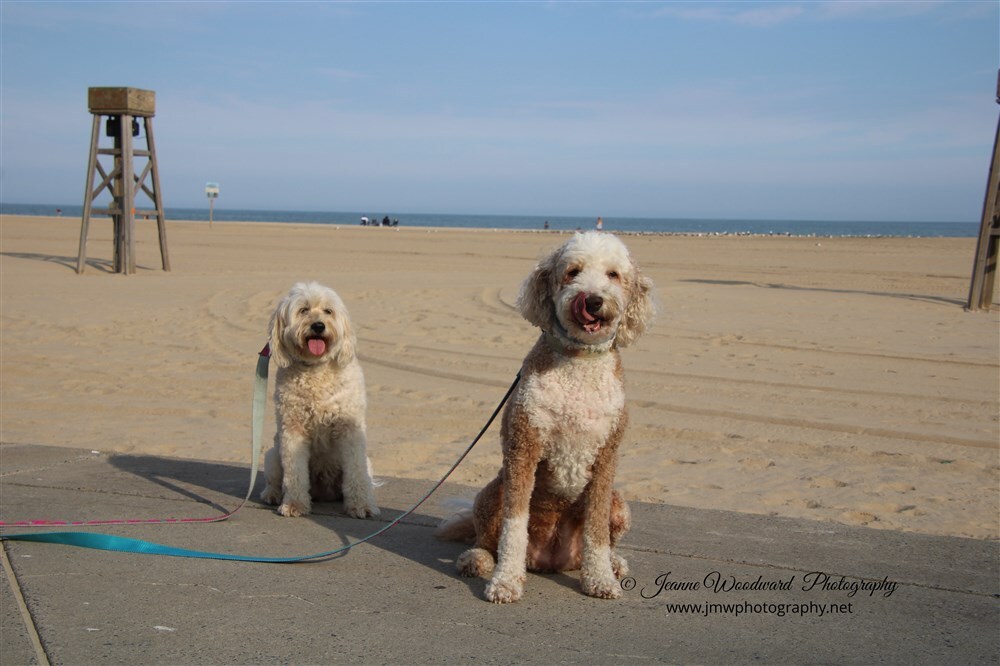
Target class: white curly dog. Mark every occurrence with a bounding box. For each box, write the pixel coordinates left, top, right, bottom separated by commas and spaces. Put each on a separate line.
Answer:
437, 231, 655, 603
260, 281, 380, 519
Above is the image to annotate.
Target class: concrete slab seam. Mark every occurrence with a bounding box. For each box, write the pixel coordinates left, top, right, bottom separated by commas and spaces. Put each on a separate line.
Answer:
1, 542, 50, 666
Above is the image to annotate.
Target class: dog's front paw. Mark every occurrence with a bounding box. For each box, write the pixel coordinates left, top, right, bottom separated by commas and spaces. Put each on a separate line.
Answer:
277, 500, 309, 517
260, 484, 281, 506
484, 575, 524, 604
343, 501, 380, 519
581, 571, 622, 600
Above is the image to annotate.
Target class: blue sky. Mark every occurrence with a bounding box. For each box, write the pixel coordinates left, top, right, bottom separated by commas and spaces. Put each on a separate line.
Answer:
1, 1, 997, 221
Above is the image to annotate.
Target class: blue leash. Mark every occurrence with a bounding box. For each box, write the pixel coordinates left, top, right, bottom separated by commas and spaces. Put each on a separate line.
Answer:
0, 346, 520, 563
0, 532, 319, 563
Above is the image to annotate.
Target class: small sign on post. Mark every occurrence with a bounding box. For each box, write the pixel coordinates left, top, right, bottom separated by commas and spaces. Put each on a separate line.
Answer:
205, 182, 219, 228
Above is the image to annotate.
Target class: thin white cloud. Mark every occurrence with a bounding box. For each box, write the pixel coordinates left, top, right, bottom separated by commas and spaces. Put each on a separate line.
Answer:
652, 3, 805, 26
315, 67, 369, 81
814, 0, 946, 21
653, 0, 961, 25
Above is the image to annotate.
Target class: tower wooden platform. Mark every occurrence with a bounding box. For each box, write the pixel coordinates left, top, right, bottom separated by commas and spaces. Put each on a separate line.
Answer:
77, 87, 170, 274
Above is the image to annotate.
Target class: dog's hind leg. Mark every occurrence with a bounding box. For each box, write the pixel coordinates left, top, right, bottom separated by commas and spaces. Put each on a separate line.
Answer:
454, 477, 503, 577
457, 548, 495, 577
336, 423, 380, 518
260, 444, 283, 505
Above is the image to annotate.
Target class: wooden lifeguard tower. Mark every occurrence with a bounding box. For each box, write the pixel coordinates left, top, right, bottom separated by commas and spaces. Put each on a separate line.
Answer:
966, 71, 1000, 311
77, 87, 170, 274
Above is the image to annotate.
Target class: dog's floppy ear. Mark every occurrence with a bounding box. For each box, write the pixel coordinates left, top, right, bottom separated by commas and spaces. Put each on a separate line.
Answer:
615, 267, 655, 348
516, 247, 559, 330
268, 296, 292, 368
333, 312, 357, 367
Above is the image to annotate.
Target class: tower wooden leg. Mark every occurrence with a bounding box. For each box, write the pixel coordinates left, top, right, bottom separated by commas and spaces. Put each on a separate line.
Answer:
967, 113, 1000, 312
143, 117, 170, 271
78, 115, 101, 274
120, 113, 136, 274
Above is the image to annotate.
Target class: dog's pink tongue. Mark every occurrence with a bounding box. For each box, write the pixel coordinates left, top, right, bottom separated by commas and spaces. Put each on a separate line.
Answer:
572, 292, 596, 324
307, 338, 327, 356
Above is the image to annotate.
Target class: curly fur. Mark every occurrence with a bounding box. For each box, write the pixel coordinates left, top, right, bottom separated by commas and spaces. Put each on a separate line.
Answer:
259, 281, 379, 519
437, 232, 654, 603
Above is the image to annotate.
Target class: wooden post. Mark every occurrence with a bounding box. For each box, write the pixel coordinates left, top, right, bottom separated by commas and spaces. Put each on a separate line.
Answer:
78, 87, 170, 275
143, 116, 170, 271
966, 71, 1000, 311
120, 112, 136, 274
77, 115, 101, 274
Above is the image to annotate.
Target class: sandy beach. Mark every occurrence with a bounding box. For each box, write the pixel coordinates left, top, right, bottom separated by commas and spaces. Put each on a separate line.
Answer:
1, 214, 997, 540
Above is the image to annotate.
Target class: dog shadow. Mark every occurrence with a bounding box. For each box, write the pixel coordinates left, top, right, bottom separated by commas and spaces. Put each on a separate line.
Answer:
108, 454, 257, 515
107, 453, 610, 601
107, 453, 479, 591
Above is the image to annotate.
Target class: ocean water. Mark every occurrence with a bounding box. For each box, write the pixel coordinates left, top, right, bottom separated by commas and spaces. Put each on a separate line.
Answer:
0, 202, 979, 238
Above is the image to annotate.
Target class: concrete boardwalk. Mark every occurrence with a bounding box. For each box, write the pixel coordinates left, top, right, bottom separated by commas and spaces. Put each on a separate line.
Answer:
1, 443, 997, 664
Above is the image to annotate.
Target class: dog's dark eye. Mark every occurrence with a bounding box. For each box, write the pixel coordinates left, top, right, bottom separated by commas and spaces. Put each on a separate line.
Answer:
323, 308, 334, 316
298, 307, 310, 315
607, 270, 620, 280
566, 267, 581, 280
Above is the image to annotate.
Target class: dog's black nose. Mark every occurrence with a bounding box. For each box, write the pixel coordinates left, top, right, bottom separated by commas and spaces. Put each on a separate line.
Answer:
310, 322, 326, 334
585, 295, 603, 315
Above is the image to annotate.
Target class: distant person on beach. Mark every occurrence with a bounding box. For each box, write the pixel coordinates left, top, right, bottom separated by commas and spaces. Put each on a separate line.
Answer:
382, 215, 390, 227
544, 220, 549, 230
596, 216, 603, 231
